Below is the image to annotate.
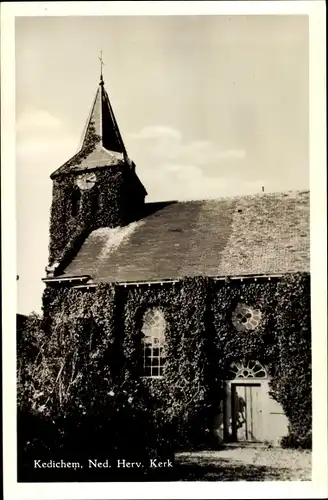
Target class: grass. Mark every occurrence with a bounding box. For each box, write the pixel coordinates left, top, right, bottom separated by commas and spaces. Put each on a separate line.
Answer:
174, 447, 312, 481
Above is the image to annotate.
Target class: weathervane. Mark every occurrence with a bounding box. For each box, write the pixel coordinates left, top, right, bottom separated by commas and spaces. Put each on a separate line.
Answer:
99, 50, 105, 82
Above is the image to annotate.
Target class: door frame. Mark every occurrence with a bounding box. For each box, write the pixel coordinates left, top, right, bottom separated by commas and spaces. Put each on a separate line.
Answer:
224, 379, 265, 443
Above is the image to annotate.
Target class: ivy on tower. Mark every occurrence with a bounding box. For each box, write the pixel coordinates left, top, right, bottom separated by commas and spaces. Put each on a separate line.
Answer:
46, 61, 147, 276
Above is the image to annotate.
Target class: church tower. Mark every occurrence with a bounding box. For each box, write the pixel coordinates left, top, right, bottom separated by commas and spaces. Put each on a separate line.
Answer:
46, 68, 147, 277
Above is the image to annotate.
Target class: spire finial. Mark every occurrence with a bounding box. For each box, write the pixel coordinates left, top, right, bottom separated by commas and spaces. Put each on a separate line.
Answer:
99, 50, 105, 84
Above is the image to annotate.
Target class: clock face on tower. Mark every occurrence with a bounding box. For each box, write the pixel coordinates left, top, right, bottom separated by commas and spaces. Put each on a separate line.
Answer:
75, 172, 97, 190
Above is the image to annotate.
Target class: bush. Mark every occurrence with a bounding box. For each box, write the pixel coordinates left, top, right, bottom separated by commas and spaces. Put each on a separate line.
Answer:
280, 430, 312, 450
17, 403, 162, 482
17, 287, 173, 482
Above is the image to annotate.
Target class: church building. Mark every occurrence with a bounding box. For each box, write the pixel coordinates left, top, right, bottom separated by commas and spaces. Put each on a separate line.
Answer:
41, 71, 311, 449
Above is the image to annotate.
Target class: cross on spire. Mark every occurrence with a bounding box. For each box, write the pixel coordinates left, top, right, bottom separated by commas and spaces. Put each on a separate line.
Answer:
99, 50, 105, 83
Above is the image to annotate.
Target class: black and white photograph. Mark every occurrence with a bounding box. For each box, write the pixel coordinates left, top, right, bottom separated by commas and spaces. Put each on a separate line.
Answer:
1, 1, 327, 498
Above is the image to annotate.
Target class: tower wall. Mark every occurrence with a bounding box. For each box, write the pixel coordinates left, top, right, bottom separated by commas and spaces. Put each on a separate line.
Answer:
47, 77, 147, 273
48, 165, 145, 266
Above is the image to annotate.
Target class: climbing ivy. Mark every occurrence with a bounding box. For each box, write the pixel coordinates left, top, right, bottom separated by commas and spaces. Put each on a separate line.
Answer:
120, 273, 311, 449
53, 122, 102, 174
210, 277, 279, 379
121, 277, 213, 449
271, 274, 312, 448
209, 273, 311, 448
22, 285, 117, 418
47, 122, 147, 270
48, 168, 126, 266
18, 272, 311, 479
18, 285, 158, 481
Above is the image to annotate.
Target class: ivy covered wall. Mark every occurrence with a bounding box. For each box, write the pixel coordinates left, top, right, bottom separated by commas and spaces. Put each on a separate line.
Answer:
118, 273, 311, 449
17, 272, 311, 480
48, 166, 145, 268
42, 273, 310, 446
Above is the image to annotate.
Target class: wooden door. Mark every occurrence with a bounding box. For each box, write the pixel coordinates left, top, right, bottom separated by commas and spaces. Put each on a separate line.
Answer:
231, 383, 262, 442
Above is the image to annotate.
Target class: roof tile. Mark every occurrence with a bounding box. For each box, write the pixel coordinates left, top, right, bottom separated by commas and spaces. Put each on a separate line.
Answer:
59, 190, 310, 282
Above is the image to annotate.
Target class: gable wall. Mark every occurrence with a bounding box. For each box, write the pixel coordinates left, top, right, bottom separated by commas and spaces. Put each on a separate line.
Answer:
41, 272, 311, 448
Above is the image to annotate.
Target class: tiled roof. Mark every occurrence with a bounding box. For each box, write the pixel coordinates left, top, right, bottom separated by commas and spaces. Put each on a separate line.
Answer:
59, 190, 310, 283
51, 79, 128, 178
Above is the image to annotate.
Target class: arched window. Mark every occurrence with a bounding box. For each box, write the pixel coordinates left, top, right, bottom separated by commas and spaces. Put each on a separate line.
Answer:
228, 360, 267, 379
142, 309, 166, 378
71, 188, 81, 217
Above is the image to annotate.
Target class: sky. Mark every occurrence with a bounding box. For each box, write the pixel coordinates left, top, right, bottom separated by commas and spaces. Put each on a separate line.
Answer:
15, 15, 309, 315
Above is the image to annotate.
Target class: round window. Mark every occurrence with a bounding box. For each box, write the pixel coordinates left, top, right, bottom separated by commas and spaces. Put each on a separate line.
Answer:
232, 303, 262, 332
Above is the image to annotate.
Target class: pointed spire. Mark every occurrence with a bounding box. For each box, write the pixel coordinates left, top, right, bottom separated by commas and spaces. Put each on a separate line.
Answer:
51, 63, 129, 178
99, 50, 105, 85
81, 69, 127, 156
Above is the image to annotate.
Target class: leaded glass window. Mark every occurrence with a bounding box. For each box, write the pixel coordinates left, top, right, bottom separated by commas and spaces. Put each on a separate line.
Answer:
228, 360, 267, 379
231, 303, 262, 332
142, 309, 166, 378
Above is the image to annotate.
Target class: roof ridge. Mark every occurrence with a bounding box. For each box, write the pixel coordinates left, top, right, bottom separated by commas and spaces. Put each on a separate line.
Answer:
144, 189, 310, 205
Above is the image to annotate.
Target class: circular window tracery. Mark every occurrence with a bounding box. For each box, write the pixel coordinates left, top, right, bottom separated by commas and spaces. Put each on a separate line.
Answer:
229, 360, 267, 379
231, 303, 262, 331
